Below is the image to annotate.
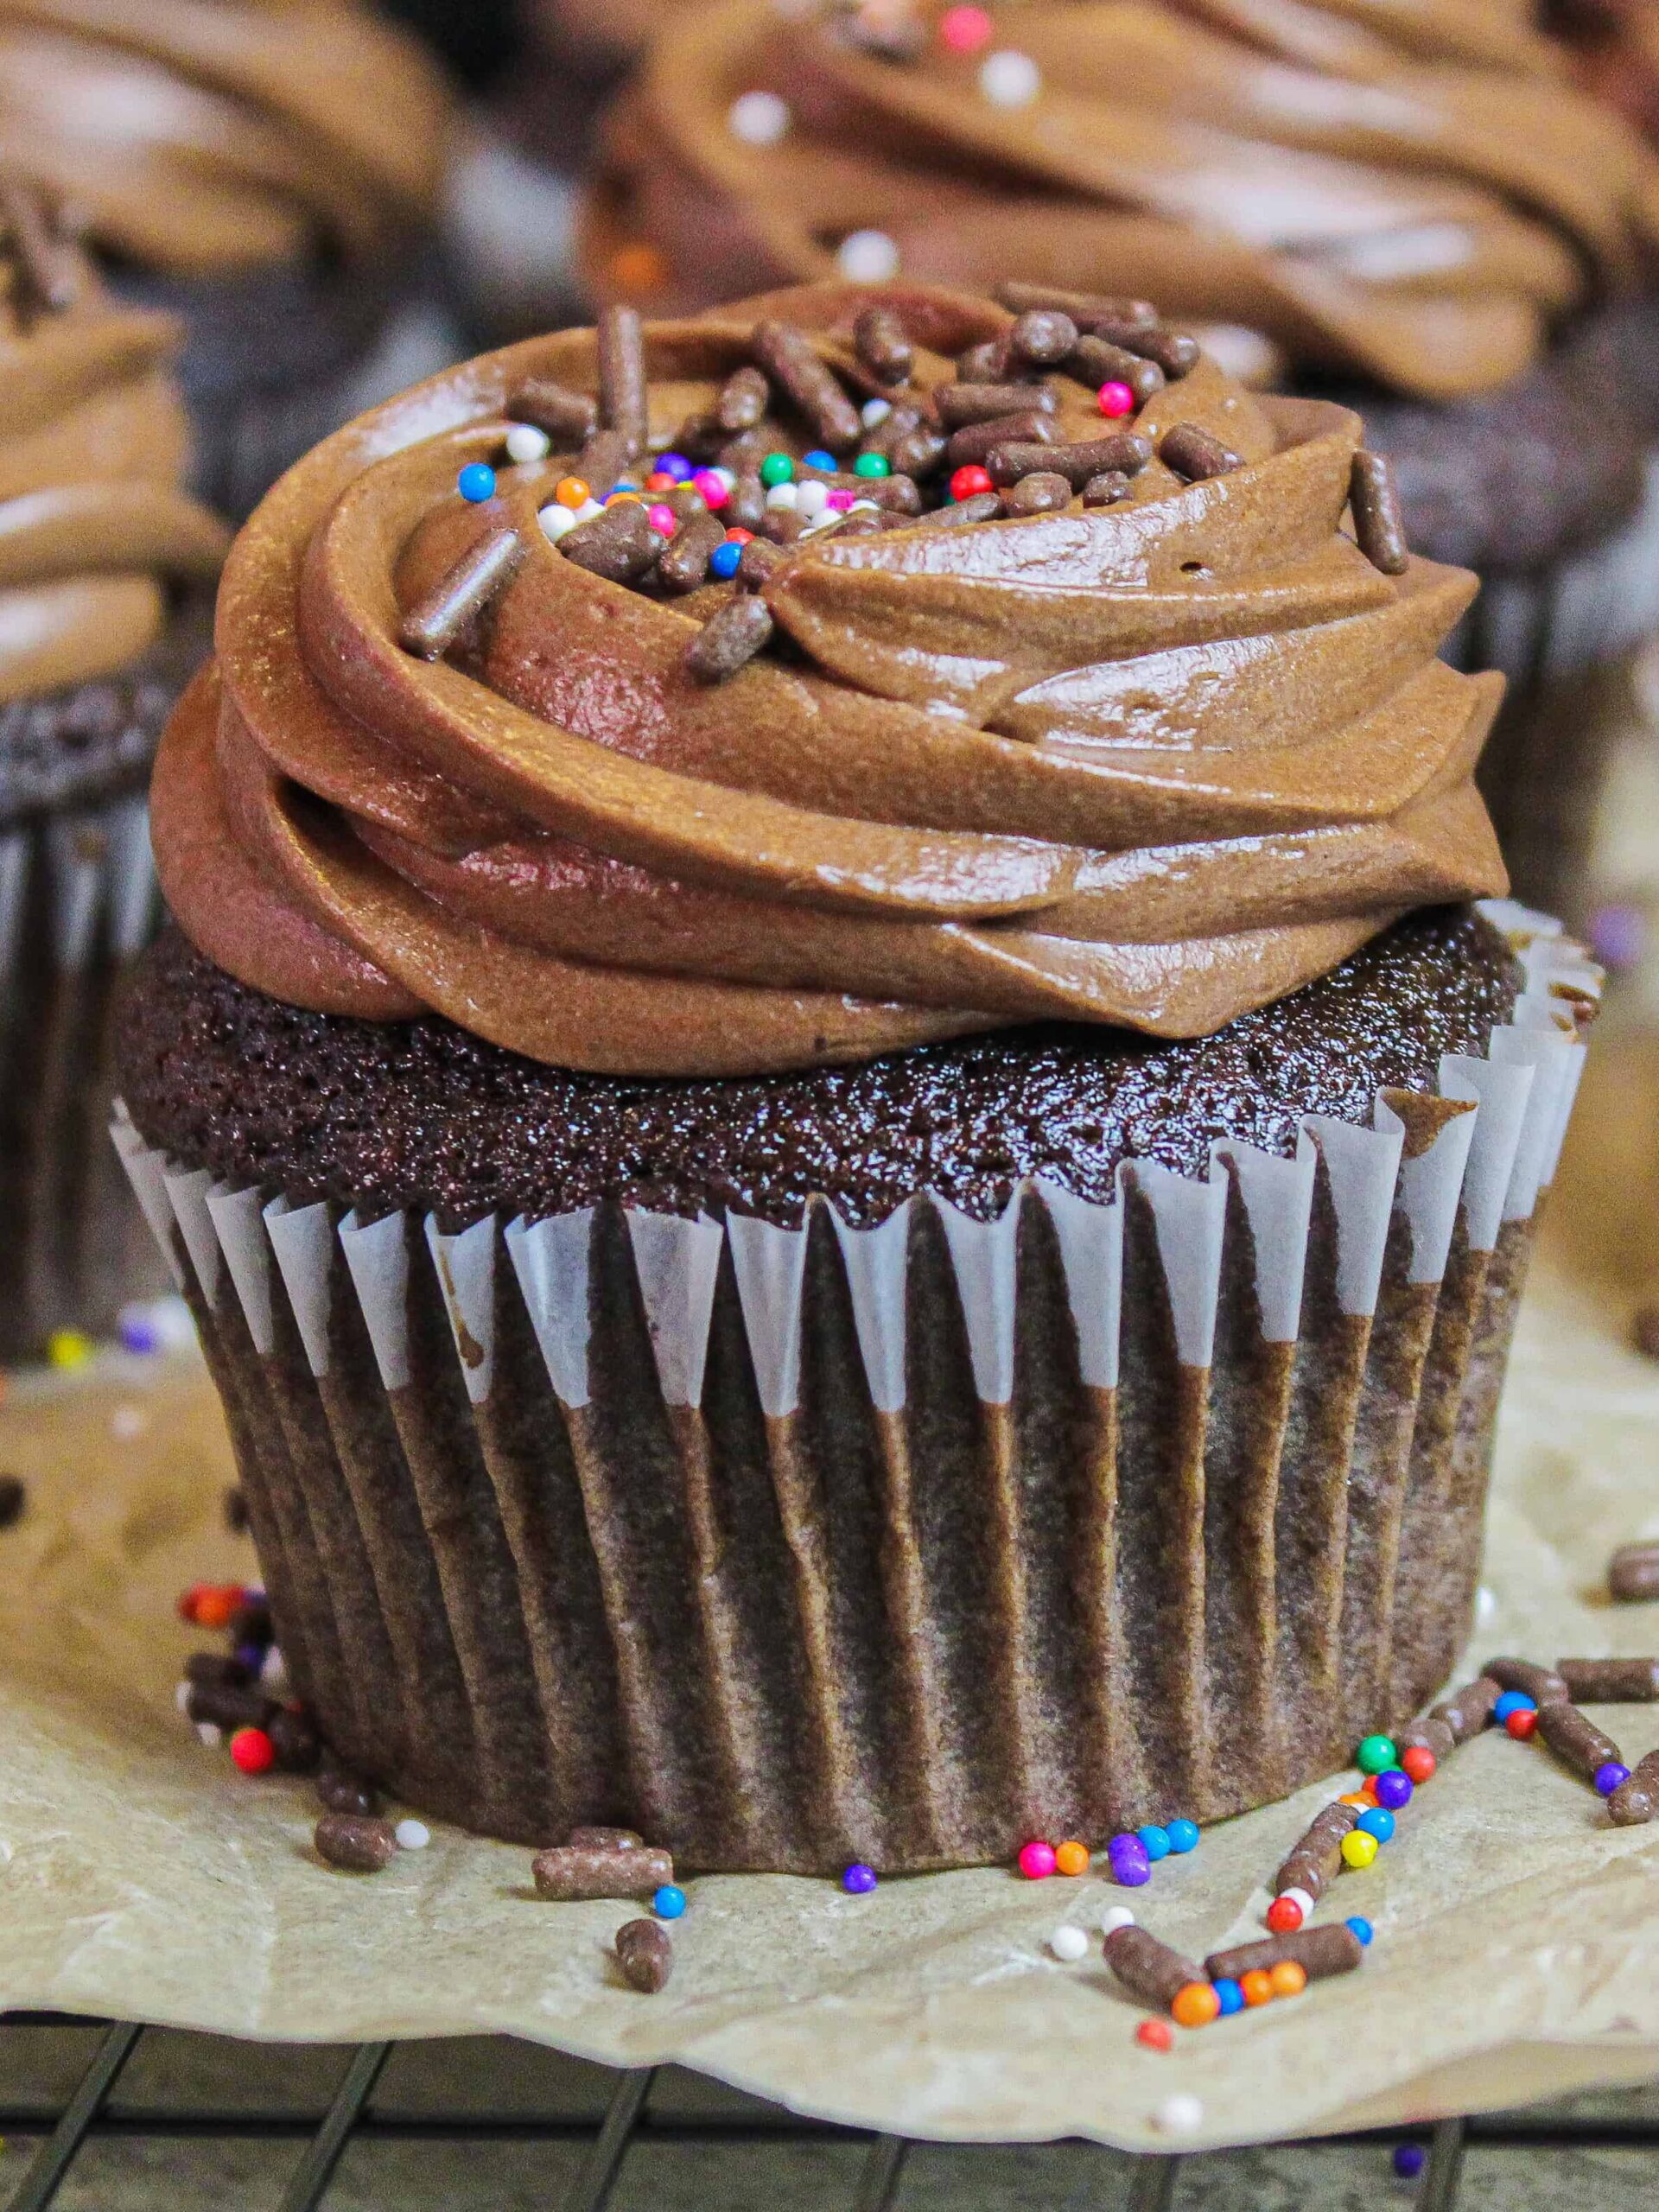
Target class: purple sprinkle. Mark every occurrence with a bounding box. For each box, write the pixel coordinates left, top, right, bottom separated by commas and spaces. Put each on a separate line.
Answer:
1393, 2143, 1426, 2179
118, 1317, 161, 1355
235, 1642, 268, 1672
1110, 1855, 1151, 1889
658, 452, 694, 483
1594, 1762, 1631, 1797
1373, 1769, 1414, 1811
1587, 902, 1647, 971
842, 1862, 877, 1895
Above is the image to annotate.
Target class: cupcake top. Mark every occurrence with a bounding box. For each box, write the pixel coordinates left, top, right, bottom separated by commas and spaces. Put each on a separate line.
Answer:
0, 0, 451, 281
0, 179, 226, 711
149, 280, 1507, 1078
582, 0, 1659, 399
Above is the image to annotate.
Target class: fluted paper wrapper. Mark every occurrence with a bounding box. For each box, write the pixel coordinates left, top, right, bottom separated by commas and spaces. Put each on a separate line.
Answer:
110, 906, 1595, 1872
0, 791, 173, 1359
1456, 453, 1659, 917
3, 993, 1655, 2155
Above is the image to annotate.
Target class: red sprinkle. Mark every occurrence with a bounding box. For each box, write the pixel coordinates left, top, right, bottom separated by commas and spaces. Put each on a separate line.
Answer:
1265, 1894, 1304, 1935
939, 5, 995, 54
1136, 2018, 1174, 2052
230, 1726, 276, 1776
176, 1582, 212, 1624
1505, 1709, 1537, 1740
1097, 381, 1135, 420
950, 463, 995, 502
1401, 1745, 1437, 1784
725, 527, 754, 544
645, 472, 676, 494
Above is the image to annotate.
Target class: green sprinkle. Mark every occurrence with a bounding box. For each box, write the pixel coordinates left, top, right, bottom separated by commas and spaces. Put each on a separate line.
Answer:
853, 452, 892, 478
760, 452, 795, 486
1356, 1733, 1397, 1777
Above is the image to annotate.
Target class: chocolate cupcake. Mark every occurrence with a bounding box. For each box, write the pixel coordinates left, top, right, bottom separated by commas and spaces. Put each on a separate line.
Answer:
578, 0, 1659, 916
114, 283, 1596, 1870
0, 0, 459, 518
1, 182, 226, 1358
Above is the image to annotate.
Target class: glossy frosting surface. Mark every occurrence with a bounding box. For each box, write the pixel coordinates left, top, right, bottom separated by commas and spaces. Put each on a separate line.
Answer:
583, 0, 1659, 398
0, 197, 227, 702
152, 282, 1507, 1077
0, 0, 450, 278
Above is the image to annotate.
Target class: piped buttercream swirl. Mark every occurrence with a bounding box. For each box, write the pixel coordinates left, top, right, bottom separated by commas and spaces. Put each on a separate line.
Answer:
151, 282, 1508, 1077
582, 0, 1659, 399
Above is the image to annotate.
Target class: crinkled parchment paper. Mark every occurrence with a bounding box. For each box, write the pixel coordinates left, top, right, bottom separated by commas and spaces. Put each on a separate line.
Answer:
1, 1032, 1656, 2152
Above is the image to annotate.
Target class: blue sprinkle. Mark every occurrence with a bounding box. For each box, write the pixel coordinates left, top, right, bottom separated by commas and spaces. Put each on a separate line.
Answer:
802, 448, 838, 473
457, 462, 497, 503
652, 1884, 687, 1920
842, 1862, 877, 1895
709, 540, 743, 581
657, 451, 694, 481
1493, 1689, 1536, 1723
1212, 1977, 1244, 2018
1357, 1806, 1395, 1844
1165, 1818, 1200, 1854
1136, 1825, 1172, 1862
118, 1318, 161, 1354
1393, 2144, 1426, 2179
1346, 1915, 1374, 1947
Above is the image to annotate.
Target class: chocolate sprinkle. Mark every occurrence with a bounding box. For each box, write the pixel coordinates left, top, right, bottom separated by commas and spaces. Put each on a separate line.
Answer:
0, 177, 80, 315
398, 525, 523, 659
684, 591, 774, 681
1159, 424, 1243, 482
937, 382, 1057, 429
715, 364, 770, 432
559, 500, 666, 584
853, 303, 913, 385
504, 378, 597, 444
752, 319, 863, 452
1069, 334, 1164, 406
597, 303, 648, 461
1350, 450, 1411, 575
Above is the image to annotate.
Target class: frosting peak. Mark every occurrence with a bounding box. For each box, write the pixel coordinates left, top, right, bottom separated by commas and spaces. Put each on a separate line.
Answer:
152, 283, 1506, 1077
0, 181, 226, 702
582, 0, 1659, 399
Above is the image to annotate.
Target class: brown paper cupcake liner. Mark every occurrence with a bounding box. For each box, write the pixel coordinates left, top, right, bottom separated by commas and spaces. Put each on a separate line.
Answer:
116, 905, 1596, 1872
1453, 455, 1659, 918
0, 792, 175, 1359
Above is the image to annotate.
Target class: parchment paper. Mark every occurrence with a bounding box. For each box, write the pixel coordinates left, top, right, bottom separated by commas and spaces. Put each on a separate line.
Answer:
1, 1033, 1656, 2153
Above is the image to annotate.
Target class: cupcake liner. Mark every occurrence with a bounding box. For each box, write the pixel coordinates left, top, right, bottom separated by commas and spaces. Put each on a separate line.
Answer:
1452, 453, 1659, 916
0, 793, 174, 1358
117, 905, 1595, 1872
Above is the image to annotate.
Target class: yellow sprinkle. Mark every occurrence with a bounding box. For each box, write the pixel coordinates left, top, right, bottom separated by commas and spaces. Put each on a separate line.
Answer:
1339, 1830, 1379, 1871
47, 1329, 92, 1371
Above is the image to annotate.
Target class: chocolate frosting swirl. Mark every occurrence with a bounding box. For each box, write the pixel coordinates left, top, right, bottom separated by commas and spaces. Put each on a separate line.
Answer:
151, 282, 1506, 1077
582, 0, 1659, 398
1, 189, 227, 702
0, 0, 450, 278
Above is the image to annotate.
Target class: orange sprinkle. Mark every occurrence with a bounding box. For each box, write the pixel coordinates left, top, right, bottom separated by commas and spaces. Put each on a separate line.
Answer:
1135, 2018, 1173, 2052
1269, 1961, 1307, 1999
554, 476, 591, 511
605, 489, 644, 506
610, 241, 670, 297
1172, 1981, 1221, 2029
1241, 1969, 1275, 2008
194, 1586, 241, 1630
1053, 1840, 1090, 1878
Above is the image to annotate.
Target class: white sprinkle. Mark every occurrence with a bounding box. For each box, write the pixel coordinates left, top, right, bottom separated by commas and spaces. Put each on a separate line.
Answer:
196, 1722, 223, 1748
175, 1680, 193, 1716
260, 1645, 288, 1691
1476, 1584, 1497, 1623
538, 502, 578, 542
395, 1819, 431, 1851
712, 466, 737, 492
796, 479, 830, 518
1281, 1885, 1315, 1920
980, 48, 1041, 107
861, 396, 893, 429
1049, 1924, 1090, 1963
111, 1404, 148, 1441
575, 498, 605, 523
849, 498, 880, 513
1156, 2093, 1204, 2136
505, 422, 551, 464
836, 229, 900, 283
728, 90, 791, 145
765, 481, 798, 511
1101, 1904, 1136, 1936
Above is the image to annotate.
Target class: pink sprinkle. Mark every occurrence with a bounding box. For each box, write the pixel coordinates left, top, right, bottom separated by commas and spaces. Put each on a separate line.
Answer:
1018, 1839, 1058, 1880
647, 503, 677, 536
827, 487, 857, 511
940, 4, 995, 54
693, 468, 729, 509
1098, 381, 1135, 420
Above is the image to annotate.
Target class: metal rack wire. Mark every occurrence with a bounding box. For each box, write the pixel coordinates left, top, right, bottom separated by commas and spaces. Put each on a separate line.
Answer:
2, 2012, 1653, 2212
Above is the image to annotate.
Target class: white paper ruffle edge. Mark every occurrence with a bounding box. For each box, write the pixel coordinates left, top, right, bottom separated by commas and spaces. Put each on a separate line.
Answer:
114, 903, 1592, 1420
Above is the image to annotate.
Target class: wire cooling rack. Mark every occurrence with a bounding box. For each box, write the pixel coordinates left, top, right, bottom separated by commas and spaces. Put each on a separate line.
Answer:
3, 2014, 1656, 2212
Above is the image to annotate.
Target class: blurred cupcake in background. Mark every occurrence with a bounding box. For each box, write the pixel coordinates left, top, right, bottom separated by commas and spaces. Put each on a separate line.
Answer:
581, 0, 1659, 916
0, 178, 226, 1358
0, 0, 460, 516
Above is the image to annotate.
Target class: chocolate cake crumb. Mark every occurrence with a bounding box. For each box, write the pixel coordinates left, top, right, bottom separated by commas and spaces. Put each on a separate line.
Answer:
117, 909, 1521, 1232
